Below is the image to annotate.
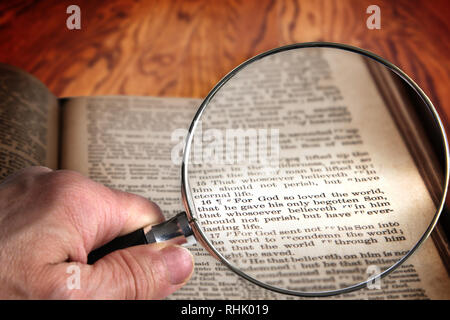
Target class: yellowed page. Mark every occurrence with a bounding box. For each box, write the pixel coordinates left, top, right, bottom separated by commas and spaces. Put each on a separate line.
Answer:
184, 48, 450, 299
59, 91, 449, 299
60, 97, 88, 174
0, 64, 58, 178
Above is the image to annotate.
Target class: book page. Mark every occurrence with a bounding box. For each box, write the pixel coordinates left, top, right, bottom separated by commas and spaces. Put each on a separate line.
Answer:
367, 61, 450, 271
60, 92, 449, 299
0, 64, 59, 179
184, 48, 450, 298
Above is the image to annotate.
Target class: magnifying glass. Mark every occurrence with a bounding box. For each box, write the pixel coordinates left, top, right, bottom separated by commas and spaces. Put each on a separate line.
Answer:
87, 42, 449, 297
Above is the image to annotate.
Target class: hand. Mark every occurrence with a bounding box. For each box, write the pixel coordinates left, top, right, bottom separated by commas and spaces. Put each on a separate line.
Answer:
0, 166, 194, 299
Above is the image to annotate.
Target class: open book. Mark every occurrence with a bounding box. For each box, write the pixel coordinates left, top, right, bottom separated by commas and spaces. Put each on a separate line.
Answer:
0, 57, 449, 299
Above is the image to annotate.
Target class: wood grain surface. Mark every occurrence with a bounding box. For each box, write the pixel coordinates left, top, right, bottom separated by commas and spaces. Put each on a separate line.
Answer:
0, 0, 448, 132
0, 0, 447, 112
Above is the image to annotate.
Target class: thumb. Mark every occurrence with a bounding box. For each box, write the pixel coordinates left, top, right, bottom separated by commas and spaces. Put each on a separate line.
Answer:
58, 243, 194, 299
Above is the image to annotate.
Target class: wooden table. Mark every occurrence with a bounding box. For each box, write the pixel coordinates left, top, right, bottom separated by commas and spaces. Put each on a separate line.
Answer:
0, 0, 448, 118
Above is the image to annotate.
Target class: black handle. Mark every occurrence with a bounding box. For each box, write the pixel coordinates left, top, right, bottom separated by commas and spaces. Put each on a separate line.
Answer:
86, 212, 195, 264
87, 228, 148, 264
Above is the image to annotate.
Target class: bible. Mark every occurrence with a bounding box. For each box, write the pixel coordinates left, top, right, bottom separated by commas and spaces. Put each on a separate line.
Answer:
0, 57, 449, 299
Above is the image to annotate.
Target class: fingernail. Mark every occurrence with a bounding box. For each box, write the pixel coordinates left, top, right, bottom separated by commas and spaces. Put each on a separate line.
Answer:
160, 245, 194, 285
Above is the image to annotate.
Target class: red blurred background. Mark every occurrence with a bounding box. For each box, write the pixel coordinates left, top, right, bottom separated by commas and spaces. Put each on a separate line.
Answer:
0, 1, 448, 113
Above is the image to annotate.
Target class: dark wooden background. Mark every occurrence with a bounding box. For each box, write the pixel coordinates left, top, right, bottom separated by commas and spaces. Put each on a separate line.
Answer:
0, 0, 448, 116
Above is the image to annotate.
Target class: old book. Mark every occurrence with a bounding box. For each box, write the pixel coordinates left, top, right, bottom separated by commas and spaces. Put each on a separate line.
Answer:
0, 55, 449, 299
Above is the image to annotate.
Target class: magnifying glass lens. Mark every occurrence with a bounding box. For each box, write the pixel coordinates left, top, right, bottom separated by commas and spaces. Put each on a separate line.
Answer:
184, 47, 447, 296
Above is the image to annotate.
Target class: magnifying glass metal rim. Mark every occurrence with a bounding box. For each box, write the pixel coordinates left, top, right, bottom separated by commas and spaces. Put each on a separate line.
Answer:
180, 42, 450, 297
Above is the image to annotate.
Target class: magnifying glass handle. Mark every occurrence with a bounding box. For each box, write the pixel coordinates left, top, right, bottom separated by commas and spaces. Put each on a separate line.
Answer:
87, 212, 195, 264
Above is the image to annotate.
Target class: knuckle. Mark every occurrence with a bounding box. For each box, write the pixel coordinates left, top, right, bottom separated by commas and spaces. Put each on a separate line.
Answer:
42, 170, 89, 201
26, 265, 69, 299
31, 263, 88, 300
147, 200, 163, 217
113, 249, 164, 299
0, 167, 54, 213
17, 166, 52, 177
136, 197, 164, 222
26, 165, 53, 173
46, 170, 84, 189
0, 166, 51, 190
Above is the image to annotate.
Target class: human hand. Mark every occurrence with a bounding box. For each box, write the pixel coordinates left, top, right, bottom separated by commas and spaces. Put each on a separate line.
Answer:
0, 166, 194, 299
